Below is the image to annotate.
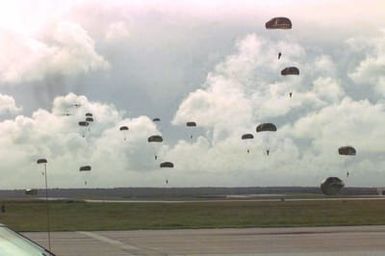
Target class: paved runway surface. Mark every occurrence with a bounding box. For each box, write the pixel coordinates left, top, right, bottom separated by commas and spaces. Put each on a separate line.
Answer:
24, 225, 385, 255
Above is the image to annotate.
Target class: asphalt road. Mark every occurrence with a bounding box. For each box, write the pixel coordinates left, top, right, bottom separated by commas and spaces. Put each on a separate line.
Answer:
24, 225, 385, 255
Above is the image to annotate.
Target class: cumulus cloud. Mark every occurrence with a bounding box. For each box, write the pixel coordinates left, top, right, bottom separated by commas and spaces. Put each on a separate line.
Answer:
0, 93, 167, 189
290, 98, 385, 152
2, 2, 385, 188
349, 30, 385, 95
0, 94, 21, 114
0, 21, 109, 84
170, 32, 385, 187
173, 34, 344, 138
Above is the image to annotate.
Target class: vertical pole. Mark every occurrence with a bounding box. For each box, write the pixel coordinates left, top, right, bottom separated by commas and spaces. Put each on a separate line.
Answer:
44, 163, 51, 251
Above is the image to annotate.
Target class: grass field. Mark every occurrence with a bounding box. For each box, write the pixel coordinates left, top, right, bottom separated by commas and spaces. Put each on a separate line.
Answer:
1, 199, 385, 232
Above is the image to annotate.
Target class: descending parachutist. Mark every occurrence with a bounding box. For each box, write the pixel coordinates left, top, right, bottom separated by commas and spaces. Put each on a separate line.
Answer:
266, 149, 270, 156
289, 92, 293, 98
278, 52, 282, 60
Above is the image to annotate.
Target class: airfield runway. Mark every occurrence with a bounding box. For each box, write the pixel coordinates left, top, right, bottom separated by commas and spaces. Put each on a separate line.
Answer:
83, 196, 385, 204
24, 225, 385, 255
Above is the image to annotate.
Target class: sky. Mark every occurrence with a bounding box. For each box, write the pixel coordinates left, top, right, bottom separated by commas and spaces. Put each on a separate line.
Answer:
0, 0, 385, 189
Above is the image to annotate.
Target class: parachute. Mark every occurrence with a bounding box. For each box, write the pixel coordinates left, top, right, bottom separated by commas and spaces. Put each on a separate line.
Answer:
241, 133, 254, 154
79, 165, 92, 186
78, 121, 89, 137
265, 17, 292, 29
36, 158, 47, 176
119, 126, 128, 131
85, 113, 93, 117
148, 135, 163, 143
241, 134, 254, 140
256, 123, 277, 132
281, 67, 300, 76
338, 146, 357, 177
186, 121, 197, 127
119, 126, 129, 141
160, 162, 174, 168
256, 123, 277, 156
186, 121, 197, 140
78, 121, 89, 127
37, 159, 47, 164
148, 135, 163, 160
281, 67, 300, 98
79, 166, 91, 171
320, 177, 344, 196
152, 117, 163, 132
338, 146, 356, 156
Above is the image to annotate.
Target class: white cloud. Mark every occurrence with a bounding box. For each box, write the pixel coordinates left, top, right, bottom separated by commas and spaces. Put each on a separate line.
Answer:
1, 2, 385, 188
349, 30, 385, 95
0, 93, 167, 188
173, 34, 343, 137
104, 21, 130, 41
0, 94, 21, 114
169, 32, 385, 187
0, 21, 109, 84
290, 98, 385, 153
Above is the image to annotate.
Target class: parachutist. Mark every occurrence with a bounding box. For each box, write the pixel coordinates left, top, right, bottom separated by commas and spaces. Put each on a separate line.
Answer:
278, 52, 282, 59
241, 134, 254, 154
119, 126, 129, 141
148, 135, 163, 160
339, 146, 356, 179
79, 166, 91, 186
266, 150, 270, 156
186, 121, 197, 140
289, 92, 293, 98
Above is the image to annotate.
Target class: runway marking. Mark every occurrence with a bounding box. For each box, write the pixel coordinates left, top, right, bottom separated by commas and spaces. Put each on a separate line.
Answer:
78, 231, 141, 255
